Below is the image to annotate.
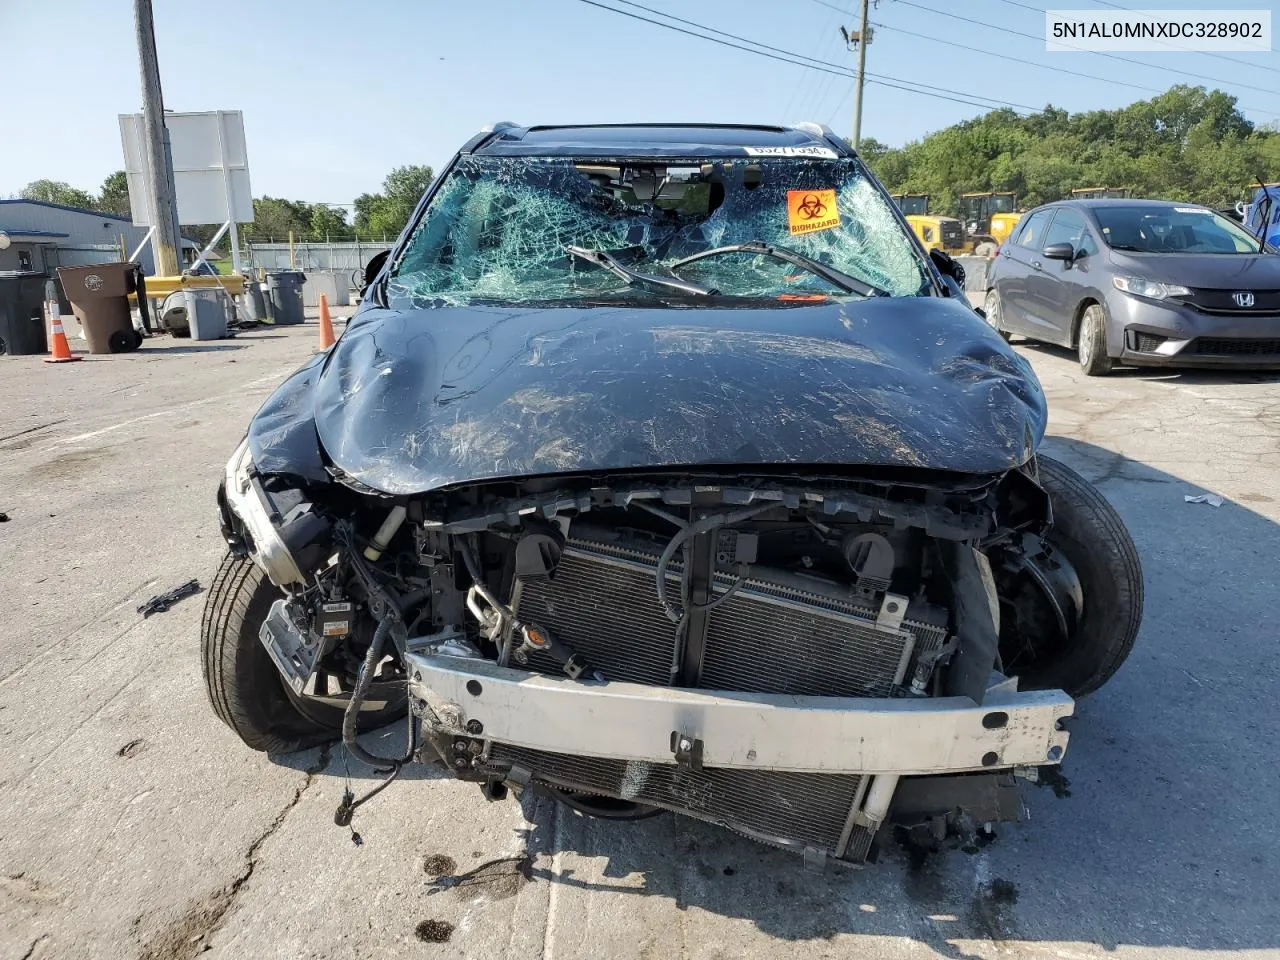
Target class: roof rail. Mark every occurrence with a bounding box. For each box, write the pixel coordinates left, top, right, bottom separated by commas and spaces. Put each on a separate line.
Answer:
480, 121, 522, 134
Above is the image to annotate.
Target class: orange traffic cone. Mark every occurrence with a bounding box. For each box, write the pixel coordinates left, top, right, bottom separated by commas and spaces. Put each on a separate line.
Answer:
317, 293, 336, 350
44, 301, 81, 364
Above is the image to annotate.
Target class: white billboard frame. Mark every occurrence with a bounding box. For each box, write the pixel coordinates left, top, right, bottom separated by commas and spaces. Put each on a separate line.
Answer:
120, 109, 254, 271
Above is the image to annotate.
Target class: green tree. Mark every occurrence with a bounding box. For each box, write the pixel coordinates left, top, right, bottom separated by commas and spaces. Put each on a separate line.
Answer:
309, 204, 349, 239
98, 171, 132, 216
20, 179, 98, 209
354, 164, 434, 238
862, 85, 1280, 217
242, 196, 314, 242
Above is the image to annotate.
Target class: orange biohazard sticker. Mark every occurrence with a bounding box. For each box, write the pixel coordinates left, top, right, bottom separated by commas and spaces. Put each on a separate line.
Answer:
787, 189, 840, 235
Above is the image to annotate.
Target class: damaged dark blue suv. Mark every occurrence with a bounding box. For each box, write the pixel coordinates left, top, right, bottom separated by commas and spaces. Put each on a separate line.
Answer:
205, 123, 1142, 865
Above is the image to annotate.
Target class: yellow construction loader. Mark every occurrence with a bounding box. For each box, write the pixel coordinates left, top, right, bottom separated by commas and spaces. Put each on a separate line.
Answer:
960, 192, 1022, 256
891, 194, 966, 254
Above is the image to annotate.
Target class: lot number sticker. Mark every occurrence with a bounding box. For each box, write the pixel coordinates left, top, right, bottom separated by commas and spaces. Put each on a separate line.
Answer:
787, 190, 841, 235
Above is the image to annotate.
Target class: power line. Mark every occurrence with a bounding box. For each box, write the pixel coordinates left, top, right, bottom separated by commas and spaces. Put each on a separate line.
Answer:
868, 20, 1166, 97
574, 0, 1042, 116
890, 0, 1279, 102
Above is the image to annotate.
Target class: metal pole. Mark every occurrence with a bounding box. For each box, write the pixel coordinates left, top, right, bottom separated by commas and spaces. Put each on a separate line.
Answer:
214, 110, 244, 275
133, 0, 181, 277
851, 0, 870, 150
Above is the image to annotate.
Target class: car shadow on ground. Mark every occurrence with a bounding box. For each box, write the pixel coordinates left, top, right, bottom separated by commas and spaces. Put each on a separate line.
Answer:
419, 437, 1274, 955
1016, 340, 1280, 385
270, 718, 450, 785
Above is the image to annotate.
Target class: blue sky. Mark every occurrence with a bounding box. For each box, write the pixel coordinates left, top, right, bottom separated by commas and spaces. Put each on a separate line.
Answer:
2, 0, 1277, 211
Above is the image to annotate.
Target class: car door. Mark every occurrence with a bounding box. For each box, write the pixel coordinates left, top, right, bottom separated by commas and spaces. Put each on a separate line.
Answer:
998, 208, 1055, 337
1026, 207, 1095, 346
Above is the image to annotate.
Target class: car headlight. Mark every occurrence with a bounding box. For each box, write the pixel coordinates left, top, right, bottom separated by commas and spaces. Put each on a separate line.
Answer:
1112, 276, 1191, 300
222, 439, 307, 586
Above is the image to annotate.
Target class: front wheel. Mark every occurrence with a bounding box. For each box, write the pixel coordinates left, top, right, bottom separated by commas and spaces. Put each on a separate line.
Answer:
1077, 304, 1114, 376
993, 456, 1143, 698
201, 552, 406, 753
983, 288, 1012, 342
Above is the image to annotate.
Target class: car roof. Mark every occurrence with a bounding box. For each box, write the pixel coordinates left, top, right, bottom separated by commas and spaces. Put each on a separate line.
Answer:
1047, 198, 1208, 210
471, 122, 852, 159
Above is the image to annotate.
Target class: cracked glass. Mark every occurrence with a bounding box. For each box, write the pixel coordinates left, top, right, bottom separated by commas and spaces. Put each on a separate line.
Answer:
387, 156, 929, 307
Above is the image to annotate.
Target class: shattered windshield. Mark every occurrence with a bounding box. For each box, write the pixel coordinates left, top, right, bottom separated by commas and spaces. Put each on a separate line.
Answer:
387, 155, 928, 306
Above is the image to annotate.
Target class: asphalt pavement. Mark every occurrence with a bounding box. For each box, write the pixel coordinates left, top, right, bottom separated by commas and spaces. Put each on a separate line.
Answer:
1, 317, 1277, 960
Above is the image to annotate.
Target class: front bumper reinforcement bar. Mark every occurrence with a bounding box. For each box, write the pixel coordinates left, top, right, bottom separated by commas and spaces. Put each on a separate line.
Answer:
405, 653, 1072, 775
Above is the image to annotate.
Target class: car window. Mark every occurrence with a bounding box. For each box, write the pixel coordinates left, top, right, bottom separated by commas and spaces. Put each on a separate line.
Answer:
387, 155, 930, 307
1042, 209, 1088, 250
1014, 209, 1054, 249
1094, 204, 1262, 254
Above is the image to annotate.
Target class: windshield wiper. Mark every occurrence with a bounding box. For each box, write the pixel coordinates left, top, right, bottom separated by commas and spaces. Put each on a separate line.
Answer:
670, 241, 888, 297
564, 245, 714, 297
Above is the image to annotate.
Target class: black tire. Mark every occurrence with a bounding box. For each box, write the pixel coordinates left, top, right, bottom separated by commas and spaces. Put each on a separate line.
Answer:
108, 330, 136, 354
1077, 304, 1113, 376
983, 288, 1012, 342
201, 552, 404, 752
998, 456, 1143, 697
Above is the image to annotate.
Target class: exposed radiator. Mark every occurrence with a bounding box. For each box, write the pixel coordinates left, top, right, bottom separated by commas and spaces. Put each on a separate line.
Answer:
506, 534, 943, 861
700, 574, 922, 697
513, 537, 946, 697
513, 542, 681, 685
492, 744, 867, 856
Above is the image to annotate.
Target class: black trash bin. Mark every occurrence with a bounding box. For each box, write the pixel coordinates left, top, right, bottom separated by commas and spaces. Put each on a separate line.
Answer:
267, 271, 306, 325
0, 271, 50, 356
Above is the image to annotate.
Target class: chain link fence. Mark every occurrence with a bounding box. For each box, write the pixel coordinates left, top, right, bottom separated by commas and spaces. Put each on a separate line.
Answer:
241, 239, 391, 275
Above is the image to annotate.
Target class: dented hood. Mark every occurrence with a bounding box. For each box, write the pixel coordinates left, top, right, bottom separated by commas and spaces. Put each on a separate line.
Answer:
295, 299, 1045, 495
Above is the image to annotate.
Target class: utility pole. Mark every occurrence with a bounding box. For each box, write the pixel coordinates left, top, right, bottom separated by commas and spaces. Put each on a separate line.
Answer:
843, 0, 873, 151
133, 0, 181, 276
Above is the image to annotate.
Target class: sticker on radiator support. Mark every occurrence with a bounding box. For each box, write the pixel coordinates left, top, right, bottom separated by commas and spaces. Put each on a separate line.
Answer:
787, 189, 841, 235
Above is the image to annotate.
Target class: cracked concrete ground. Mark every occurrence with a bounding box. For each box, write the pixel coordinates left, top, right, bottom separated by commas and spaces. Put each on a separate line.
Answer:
1, 322, 1277, 959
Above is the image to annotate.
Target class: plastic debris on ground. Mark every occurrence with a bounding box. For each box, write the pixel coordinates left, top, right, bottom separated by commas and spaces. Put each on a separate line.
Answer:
1184, 493, 1225, 508
138, 579, 202, 617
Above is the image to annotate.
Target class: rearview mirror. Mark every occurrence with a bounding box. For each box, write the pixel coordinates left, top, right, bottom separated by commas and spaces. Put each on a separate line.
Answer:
1042, 242, 1076, 262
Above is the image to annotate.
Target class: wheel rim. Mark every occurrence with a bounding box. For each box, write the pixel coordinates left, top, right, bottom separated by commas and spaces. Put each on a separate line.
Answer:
984, 290, 1002, 332
1079, 315, 1095, 363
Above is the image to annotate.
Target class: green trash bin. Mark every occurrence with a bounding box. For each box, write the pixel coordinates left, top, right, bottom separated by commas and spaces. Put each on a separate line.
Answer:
57, 262, 145, 354
0, 271, 51, 356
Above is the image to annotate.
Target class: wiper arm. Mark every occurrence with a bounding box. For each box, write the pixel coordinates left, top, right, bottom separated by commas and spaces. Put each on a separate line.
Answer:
670, 241, 887, 297
564, 245, 714, 297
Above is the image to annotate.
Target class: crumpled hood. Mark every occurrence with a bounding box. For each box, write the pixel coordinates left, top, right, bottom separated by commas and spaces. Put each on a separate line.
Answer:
298, 299, 1045, 495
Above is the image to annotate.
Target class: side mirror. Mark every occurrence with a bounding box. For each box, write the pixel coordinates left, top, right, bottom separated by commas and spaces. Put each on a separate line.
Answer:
929, 247, 966, 288
1042, 242, 1076, 262
362, 249, 391, 294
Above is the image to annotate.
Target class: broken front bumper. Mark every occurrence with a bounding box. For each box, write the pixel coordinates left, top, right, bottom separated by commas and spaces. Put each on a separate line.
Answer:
406, 653, 1072, 776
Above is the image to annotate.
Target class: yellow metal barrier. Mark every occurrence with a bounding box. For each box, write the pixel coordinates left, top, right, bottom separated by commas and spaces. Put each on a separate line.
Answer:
136, 274, 246, 299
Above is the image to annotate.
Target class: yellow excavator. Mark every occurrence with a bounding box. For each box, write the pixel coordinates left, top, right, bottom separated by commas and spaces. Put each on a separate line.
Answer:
960, 192, 1022, 256
891, 194, 966, 254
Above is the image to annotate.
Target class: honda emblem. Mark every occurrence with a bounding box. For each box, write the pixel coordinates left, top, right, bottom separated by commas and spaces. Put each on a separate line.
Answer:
1232, 291, 1255, 308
